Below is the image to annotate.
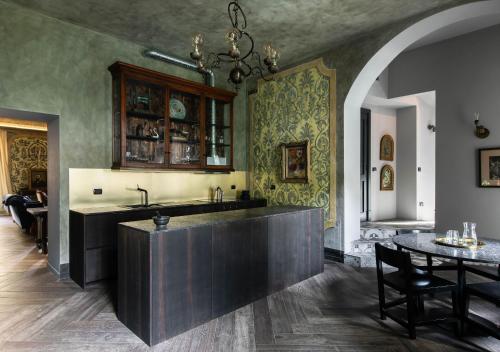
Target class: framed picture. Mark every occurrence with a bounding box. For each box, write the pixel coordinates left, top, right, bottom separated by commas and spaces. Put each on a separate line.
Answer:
479, 148, 500, 187
29, 169, 47, 190
380, 134, 394, 161
380, 165, 394, 191
281, 141, 310, 183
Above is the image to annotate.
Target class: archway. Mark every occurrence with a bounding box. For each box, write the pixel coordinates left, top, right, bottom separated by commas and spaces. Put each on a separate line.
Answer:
343, 0, 500, 251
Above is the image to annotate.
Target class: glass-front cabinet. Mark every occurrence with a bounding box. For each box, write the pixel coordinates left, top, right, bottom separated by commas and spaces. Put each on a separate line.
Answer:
109, 62, 235, 171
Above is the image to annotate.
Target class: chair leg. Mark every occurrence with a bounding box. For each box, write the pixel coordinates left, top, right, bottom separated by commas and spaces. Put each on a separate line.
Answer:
417, 294, 425, 314
378, 285, 386, 320
406, 293, 417, 339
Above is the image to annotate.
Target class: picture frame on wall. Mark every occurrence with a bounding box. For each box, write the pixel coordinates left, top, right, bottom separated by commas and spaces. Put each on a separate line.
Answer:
479, 147, 500, 187
281, 141, 310, 183
29, 168, 47, 190
380, 134, 394, 161
380, 164, 394, 191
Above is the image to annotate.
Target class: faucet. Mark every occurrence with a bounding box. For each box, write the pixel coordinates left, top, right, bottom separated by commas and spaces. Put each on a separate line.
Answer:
137, 185, 149, 207
215, 186, 223, 203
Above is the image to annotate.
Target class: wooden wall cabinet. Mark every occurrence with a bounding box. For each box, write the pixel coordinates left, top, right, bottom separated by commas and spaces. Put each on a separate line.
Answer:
109, 62, 236, 171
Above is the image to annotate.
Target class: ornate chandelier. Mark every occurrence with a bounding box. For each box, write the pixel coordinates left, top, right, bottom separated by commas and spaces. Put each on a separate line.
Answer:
189, 0, 280, 87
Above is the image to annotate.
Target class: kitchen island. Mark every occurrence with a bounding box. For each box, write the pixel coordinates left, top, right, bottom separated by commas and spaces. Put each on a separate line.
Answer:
117, 206, 324, 346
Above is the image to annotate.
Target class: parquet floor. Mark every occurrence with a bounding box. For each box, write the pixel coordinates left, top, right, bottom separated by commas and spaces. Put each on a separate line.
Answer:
0, 215, 498, 351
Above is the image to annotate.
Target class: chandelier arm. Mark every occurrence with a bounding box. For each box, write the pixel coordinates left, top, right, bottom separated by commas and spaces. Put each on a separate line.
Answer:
238, 31, 255, 61
240, 59, 254, 77
251, 65, 272, 81
228, 1, 247, 30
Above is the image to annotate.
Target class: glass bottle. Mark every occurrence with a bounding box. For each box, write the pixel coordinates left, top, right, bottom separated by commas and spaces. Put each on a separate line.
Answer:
469, 222, 478, 246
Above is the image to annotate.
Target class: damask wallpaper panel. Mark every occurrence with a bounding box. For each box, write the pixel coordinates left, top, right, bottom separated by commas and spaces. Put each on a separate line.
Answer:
6, 129, 48, 192
250, 59, 336, 226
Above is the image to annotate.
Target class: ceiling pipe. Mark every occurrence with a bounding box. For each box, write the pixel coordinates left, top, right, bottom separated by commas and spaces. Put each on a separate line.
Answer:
143, 49, 215, 87
143, 49, 218, 157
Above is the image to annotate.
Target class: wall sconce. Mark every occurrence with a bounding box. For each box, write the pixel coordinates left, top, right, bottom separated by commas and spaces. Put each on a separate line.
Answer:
474, 112, 490, 139
427, 124, 436, 132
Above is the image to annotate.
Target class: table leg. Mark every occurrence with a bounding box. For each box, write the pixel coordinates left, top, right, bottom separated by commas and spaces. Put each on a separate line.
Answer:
36, 216, 43, 251
457, 259, 466, 335
426, 254, 433, 276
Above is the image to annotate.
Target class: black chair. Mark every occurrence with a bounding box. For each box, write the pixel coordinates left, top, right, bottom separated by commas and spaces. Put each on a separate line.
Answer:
463, 281, 500, 338
375, 242, 459, 339
3, 195, 43, 232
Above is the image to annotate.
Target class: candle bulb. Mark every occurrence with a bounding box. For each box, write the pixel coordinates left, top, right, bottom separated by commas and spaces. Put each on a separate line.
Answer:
474, 112, 479, 123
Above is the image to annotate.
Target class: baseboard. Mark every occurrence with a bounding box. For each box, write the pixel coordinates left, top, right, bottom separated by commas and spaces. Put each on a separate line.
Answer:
324, 248, 344, 263
48, 261, 70, 280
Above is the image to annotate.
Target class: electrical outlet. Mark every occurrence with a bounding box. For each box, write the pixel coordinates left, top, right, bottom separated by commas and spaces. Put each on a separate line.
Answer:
270, 185, 276, 190
231, 185, 236, 190
93, 188, 103, 195
419, 202, 424, 207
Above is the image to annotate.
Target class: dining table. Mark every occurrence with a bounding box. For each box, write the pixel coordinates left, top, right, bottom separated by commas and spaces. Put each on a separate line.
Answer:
392, 232, 500, 332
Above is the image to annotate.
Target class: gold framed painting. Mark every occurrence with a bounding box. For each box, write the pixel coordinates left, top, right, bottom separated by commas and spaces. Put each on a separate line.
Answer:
479, 148, 500, 187
29, 168, 47, 190
380, 134, 394, 161
281, 141, 310, 183
380, 165, 394, 191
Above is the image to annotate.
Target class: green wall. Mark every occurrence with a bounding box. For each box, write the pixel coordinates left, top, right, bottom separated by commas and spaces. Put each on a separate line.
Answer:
0, 1, 248, 269
250, 61, 335, 225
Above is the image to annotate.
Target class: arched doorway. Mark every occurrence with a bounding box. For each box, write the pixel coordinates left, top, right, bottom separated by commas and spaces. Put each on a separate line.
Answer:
343, 0, 500, 251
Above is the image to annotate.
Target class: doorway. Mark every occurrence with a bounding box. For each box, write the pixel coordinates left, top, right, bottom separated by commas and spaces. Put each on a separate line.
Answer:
0, 107, 60, 276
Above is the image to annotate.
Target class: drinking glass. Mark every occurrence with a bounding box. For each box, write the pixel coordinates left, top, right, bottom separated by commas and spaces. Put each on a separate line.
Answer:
463, 222, 478, 246
446, 230, 459, 244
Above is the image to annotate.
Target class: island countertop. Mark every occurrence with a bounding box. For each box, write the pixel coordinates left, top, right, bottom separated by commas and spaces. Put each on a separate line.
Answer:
71, 198, 266, 215
117, 205, 324, 346
119, 205, 317, 234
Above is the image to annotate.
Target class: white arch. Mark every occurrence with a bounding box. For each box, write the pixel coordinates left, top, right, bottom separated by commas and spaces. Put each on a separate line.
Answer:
343, 0, 500, 251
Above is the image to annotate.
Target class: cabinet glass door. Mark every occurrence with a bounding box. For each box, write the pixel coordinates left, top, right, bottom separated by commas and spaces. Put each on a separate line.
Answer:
205, 99, 231, 167
168, 90, 201, 166
125, 79, 166, 164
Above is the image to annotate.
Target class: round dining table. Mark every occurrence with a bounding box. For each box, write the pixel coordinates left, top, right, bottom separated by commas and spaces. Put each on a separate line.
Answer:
392, 232, 500, 330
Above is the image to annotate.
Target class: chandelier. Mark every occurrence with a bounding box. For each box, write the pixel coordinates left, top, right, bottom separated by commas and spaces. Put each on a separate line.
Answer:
189, 0, 280, 87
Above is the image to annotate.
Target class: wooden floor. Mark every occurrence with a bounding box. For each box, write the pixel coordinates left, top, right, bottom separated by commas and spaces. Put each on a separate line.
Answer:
0, 215, 498, 352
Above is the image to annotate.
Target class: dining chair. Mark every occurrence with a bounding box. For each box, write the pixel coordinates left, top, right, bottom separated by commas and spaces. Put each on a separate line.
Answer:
375, 242, 459, 339
463, 280, 500, 338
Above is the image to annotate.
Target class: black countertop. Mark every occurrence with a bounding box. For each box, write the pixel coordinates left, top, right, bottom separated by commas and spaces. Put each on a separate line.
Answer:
119, 205, 317, 234
71, 199, 264, 215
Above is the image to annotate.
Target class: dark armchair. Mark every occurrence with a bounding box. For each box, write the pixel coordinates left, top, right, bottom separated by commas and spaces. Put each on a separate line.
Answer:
3, 195, 43, 232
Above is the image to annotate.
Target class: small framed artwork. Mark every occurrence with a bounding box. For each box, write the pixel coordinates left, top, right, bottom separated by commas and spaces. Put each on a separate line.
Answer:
380, 165, 394, 191
29, 169, 47, 190
380, 134, 394, 161
281, 141, 310, 183
479, 148, 500, 187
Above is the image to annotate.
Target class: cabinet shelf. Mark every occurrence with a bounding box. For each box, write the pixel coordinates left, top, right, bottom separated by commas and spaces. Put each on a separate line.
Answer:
207, 142, 231, 147
127, 111, 164, 120
169, 117, 200, 125
207, 124, 231, 129
127, 135, 163, 142
170, 140, 200, 145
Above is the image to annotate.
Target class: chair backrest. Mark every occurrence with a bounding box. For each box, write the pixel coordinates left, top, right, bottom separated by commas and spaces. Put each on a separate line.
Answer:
36, 190, 48, 205
375, 242, 412, 273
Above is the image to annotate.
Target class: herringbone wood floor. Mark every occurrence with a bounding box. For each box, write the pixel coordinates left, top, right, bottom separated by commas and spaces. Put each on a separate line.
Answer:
0, 215, 498, 351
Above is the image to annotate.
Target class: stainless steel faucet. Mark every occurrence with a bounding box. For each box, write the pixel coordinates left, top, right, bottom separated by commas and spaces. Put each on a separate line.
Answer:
215, 186, 223, 203
137, 185, 149, 207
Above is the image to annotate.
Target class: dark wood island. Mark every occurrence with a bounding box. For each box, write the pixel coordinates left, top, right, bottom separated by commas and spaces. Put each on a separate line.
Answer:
117, 206, 324, 346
